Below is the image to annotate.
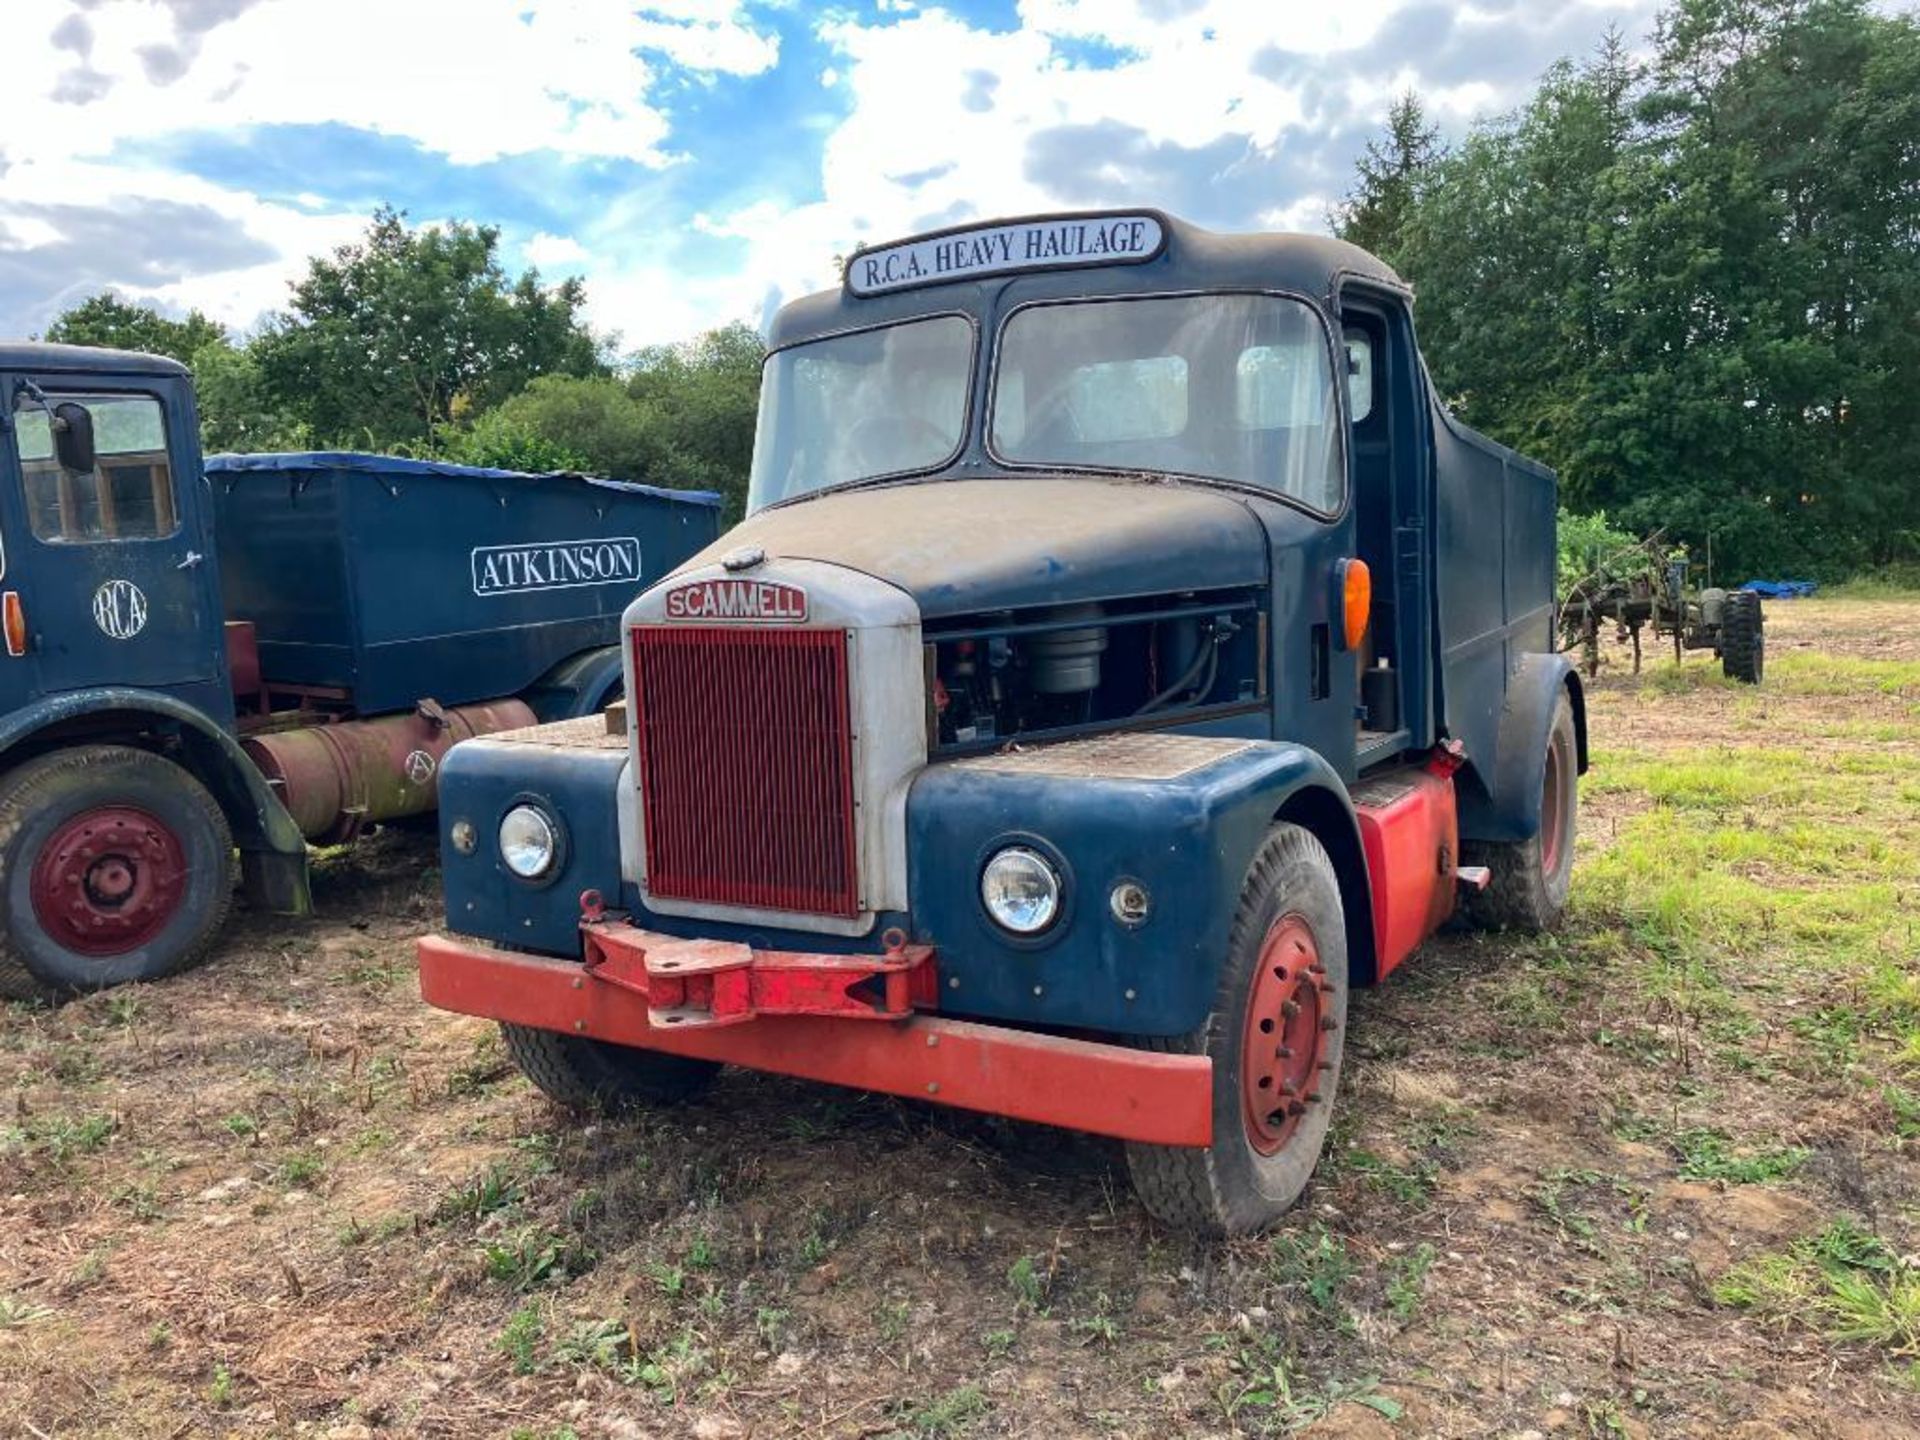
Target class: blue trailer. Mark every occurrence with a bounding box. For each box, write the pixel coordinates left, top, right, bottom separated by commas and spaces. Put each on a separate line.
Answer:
0, 343, 721, 1000
417, 211, 1587, 1234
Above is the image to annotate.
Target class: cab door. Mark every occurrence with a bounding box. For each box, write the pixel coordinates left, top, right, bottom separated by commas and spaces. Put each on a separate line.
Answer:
1, 375, 229, 716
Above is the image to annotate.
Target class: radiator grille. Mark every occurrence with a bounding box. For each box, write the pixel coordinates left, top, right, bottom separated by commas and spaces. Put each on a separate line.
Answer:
630, 625, 860, 917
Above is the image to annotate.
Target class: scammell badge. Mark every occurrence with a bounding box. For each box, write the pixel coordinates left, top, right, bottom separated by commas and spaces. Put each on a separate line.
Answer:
664, 577, 808, 623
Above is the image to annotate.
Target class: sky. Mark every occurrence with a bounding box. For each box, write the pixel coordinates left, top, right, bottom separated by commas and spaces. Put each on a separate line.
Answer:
0, 0, 1672, 350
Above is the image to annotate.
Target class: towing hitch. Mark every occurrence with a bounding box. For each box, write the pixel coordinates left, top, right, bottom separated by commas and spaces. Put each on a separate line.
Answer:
578, 893, 937, 1029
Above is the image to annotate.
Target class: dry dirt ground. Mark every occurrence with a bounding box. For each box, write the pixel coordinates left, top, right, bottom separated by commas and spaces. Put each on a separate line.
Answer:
2, 596, 1917, 1440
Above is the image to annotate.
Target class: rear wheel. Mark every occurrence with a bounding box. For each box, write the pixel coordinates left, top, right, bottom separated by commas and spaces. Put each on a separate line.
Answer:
1721, 591, 1765, 684
1461, 693, 1578, 932
1125, 823, 1348, 1235
502, 1022, 719, 1114
0, 745, 234, 1001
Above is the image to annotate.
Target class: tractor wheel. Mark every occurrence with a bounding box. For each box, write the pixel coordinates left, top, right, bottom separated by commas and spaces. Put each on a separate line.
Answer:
502, 1022, 719, 1114
1720, 591, 1765, 684
0, 745, 234, 1002
1125, 823, 1348, 1236
1461, 693, 1578, 933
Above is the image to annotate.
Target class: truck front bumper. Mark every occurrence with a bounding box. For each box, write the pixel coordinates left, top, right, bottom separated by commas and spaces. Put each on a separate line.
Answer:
418, 931, 1213, 1148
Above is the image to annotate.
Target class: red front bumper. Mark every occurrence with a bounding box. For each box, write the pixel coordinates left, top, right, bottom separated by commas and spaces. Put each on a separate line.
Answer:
418, 931, 1213, 1148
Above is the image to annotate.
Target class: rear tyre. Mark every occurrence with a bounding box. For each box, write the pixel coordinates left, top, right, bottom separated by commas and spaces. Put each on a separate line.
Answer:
1720, 591, 1765, 684
502, 1022, 719, 1114
0, 745, 234, 1002
1125, 823, 1348, 1236
1461, 693, 1578, 933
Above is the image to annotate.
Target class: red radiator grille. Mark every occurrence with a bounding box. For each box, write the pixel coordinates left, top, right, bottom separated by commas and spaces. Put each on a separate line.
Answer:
630, 625, 860, 918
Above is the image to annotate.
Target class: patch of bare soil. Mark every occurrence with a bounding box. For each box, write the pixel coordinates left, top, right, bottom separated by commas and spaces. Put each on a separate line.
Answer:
1, 602, 1917, 1439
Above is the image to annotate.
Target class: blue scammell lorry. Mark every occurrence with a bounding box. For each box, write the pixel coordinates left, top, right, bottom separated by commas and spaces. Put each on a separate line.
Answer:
417, 211, 1587, 1234
0, 342, 720, 1001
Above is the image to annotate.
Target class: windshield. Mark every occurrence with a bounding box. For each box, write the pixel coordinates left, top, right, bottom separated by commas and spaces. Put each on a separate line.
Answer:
748, 315, 974, 509
990, 294, 1343, 511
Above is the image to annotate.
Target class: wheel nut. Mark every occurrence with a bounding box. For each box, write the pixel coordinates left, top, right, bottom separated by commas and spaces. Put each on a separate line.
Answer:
1282, 1000, 1300, 1019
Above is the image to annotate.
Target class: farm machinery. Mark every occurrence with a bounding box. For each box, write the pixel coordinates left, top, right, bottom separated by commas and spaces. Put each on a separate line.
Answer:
1560, 538, 1765, 684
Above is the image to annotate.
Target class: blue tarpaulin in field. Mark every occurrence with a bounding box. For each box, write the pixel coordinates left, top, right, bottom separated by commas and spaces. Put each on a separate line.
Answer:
1740, 579, 1818, 598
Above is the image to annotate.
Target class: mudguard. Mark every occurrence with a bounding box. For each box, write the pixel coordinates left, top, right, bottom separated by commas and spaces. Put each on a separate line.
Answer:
1454, 653, 1588, 846
521, 645, 627, 722
0, 688, 311, 915
905, 736, 1368, 1037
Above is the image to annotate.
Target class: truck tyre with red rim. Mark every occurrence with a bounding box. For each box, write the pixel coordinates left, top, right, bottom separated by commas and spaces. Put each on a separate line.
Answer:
1125, 822, 1348, 1235
502, 1022, 719, 1113
1461, 691, 1578, 932
0, 745, 234, 1001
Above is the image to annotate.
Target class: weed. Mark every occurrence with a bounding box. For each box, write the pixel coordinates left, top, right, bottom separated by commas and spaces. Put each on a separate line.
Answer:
1673, 1129, 1806, 1185
276, 1152, 325, 1188
754, 1306, 788, 1350
222, 1113, 259, 1140
553, 1317, 631, 1372
1268, 1224, 1353, 1312
982, 1328, 1016, 1359
480, 1228, 595, 1290
1533, 1169, 1601, 1246
147, 1322, 171, 1351
645, 1260, 686, 1298
1008, 1254, 1047, 1311
209, 1363, 234, 1408
103, 993, 144, 1028
497, 1302, 544, 1375
0, 1296, 54, 1329
1386, 1244, 1437, 1322
436, 1164, 520, 1223
891, 1383, 989, 1436
33, 1112, 116, 1163
1715, 1218, 1920, 1357
1345, 1149, 1438, 1205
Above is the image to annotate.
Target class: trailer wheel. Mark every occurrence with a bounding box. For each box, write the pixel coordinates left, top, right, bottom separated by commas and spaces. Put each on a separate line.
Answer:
1461, 692, 1578, 932
501, 1022, 719, 1114
1720, 591, 1765, 684
0, 745, 234, 1002
1125, 823, 1347, 1236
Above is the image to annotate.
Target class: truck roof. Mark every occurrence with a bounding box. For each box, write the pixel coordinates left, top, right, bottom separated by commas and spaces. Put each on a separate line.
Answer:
771, 209, 1408, 349
204, 450, 725, 508
0, 341, 190, 378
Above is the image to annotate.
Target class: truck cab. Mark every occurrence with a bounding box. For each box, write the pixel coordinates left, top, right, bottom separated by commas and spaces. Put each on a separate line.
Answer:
419, 212, 1587, 1234
0, 344, 720, 1003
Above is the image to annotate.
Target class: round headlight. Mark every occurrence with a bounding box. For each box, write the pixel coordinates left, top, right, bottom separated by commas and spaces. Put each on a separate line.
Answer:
499, 805, 558, 879
980, 846, 1062, 935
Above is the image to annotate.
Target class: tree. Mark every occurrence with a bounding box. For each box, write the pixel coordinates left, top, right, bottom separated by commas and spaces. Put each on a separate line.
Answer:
189, 342, 306, 455
1332, 92, 1443, 265
46, 292, 228, 363
463, 322, 765, 516
254, 207, 607, 451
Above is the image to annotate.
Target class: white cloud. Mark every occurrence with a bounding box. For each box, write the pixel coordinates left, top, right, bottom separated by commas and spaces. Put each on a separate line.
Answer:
525, 232, 589, 269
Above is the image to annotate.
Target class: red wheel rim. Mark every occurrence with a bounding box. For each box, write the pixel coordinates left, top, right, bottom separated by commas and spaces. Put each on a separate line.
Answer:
29, 806, 188, 957
1241, 914, 1335, 1155
1541, 738, 1566, 876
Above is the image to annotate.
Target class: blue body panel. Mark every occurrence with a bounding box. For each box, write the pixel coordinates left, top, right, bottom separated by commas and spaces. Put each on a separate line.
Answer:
906, 742, 1350, 1035
207, 452, 722, 717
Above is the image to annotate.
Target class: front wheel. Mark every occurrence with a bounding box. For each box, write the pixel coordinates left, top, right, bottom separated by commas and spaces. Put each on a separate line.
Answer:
1720, 591, 1765, 684
0, 745, 235, 1002
1126, 823, 1349, 1236
502, 1023, 720, 1114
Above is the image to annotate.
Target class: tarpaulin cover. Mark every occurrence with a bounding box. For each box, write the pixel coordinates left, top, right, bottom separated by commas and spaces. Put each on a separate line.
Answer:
205, 450, 722, 508
1739, 579, 1818, 598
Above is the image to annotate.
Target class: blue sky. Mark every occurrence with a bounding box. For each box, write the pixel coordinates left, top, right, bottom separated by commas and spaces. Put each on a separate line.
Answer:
1, 0, 1673, 349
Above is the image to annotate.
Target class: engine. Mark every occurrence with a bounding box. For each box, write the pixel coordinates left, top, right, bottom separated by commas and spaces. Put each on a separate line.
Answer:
927, 588, 1267, 752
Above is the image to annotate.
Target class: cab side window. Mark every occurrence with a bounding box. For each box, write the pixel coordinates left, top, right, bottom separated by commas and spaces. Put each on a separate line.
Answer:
15, 394, 178, 543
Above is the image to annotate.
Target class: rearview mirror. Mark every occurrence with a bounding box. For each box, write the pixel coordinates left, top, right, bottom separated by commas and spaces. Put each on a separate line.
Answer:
51, 402, 95, 474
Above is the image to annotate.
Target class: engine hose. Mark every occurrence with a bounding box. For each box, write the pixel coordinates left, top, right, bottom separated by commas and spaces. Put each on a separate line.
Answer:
1138, 624, 1222, 715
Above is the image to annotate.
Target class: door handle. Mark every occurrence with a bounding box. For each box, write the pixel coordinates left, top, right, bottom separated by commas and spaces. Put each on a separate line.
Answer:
176, 551, 204, 570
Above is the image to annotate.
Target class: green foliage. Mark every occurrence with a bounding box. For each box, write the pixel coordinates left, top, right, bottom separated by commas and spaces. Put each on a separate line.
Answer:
1558, 508, 1656, 595
1371, 2, 1920, 580
254, 206, 606, 451
1331, 91, 1443, 265
46, 291, 227, 362
1715, 1219, 1920, 1357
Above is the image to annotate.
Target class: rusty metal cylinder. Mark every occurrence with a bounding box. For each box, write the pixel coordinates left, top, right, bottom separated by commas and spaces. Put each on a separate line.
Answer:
243, 699, 537, 843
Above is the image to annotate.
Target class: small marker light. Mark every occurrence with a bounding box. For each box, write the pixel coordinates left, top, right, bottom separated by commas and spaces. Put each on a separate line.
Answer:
1339, 559, 1371, 651
2, 592, 26, 657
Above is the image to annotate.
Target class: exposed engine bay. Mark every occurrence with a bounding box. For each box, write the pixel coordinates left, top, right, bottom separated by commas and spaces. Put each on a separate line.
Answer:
926, 588, 1266, 752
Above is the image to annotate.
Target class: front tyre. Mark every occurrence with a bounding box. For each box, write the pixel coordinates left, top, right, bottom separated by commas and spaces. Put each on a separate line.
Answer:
0, 745, 234, 1002
1720, 591, 1764, 684
502, 1023, 719, 1114
1126, 823, 1348, 1236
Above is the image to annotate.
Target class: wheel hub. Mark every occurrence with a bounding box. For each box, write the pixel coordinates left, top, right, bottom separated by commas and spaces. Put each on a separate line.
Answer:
1241, 913, 1334, 1155
29, 806, 188, 957
1541, 739, 1566, 875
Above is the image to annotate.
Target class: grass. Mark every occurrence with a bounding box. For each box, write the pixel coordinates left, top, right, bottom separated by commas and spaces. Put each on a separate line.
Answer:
1672, 1129, 1807, 1185
1715, 1219, 1920, 1358
1268, 1225, 1354, 1313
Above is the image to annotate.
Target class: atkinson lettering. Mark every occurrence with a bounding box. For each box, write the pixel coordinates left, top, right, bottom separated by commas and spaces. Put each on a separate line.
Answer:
663, 579, 809, 623
471, 537, 643, 596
